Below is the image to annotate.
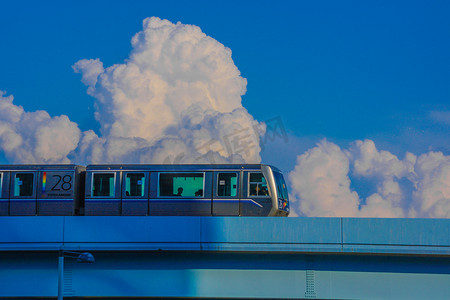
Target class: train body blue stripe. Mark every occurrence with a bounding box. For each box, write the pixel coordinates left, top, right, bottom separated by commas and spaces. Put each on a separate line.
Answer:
9, 200, 36, 203
85, 198, 264, 207
38, 199, 73, 202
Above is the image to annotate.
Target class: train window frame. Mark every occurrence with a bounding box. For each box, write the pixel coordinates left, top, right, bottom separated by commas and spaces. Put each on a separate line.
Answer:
158, 172, 205, 198
124, 172, 146, 197
216, 172, 238, 197
91, 172, 116, 197
13, 172, 35, 197
248, 172, 269, 197
0, 172, 2, 196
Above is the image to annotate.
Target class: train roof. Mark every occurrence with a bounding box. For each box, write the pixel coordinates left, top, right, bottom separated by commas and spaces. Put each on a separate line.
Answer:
86, 164, 282, 173
0, 164, 84, 171
0, 164, 283, 173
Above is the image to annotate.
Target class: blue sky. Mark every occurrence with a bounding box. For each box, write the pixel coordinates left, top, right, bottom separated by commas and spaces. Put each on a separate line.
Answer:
1, 0, 449, 172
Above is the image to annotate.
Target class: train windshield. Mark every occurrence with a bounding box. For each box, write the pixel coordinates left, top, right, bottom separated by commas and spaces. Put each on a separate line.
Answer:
273, 172, 288, 200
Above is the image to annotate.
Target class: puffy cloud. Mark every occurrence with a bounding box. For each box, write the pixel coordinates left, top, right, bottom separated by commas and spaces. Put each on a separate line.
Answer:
0, 91, 81, 163
348, 140, 415, 216
412, 152, 450, 218
349, 139, 415, 179
289, 139, 450, 218
289, 140, 359, 217
1, 17, 263, 165
73, 17, 263, 164
72, 58, 104, 91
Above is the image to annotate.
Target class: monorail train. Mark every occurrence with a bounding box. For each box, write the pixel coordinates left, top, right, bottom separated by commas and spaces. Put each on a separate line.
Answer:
0, 164, 289, 216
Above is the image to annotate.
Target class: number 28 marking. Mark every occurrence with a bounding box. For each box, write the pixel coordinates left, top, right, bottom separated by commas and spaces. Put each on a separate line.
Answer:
51, 175, 72, 191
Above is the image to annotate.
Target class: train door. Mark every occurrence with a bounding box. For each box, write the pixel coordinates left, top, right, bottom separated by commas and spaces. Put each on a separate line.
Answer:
0, 172, 8, 216
212, 171, 240, 216
9, 171, 37, 216
121, 171, 149, 216
241, 171, 273, 216
37, 170, 76, 215
85, 171, 121, 216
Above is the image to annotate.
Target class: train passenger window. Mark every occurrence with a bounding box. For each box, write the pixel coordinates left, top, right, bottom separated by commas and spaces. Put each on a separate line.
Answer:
249, 173, 269, 196
125, 173, 145, 197
14, 173, 34, 197
217, 173, 237, 197
92, 173, 115, 197
159, 173, 204, 197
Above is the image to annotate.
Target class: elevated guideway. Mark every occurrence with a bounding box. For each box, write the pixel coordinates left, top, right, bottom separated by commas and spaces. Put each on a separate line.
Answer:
0, 217, 449, 299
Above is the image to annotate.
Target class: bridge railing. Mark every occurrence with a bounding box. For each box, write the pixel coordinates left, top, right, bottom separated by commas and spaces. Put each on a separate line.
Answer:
0, 217, 449, 255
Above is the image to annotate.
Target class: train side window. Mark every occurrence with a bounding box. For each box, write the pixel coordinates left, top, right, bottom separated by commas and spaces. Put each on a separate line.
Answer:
125, 173, 145, 197
14, 173, 34, 197
92, 173, 115, 197
249, 172, 269, 197
159, 173, 204, 197
217, 173, 237, 197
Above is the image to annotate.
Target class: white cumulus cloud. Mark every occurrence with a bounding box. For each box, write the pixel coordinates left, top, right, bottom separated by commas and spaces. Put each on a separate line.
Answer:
0, 91, 81, 163
1, 18, 263, 165
289, 139, 450, 218
412, 152, 450, 218
289, 140, 359, 217
72, 17, 264, 164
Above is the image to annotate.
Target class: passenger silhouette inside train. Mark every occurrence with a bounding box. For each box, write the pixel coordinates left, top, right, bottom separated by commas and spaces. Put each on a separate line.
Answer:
195, 189, 203, 197
250, 185, 269, 196
260, 186, 268, 196
176, 187, 183, 196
